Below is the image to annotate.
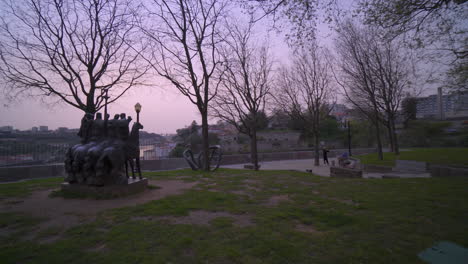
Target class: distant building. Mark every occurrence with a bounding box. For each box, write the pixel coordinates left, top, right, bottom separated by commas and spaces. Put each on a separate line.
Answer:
68, 128, 79, 134
39, 126, 48, 132
140, 145, 155, 159
416, 91, 468, 119
257, 131, 303, 151
56, 127, 69, 133
330, 104, 349, 123
267, 110, 290, 130
0, 126, 13, 132
31, 127, 39, 133
140, 142, 176, 160
155, 142, 176, 158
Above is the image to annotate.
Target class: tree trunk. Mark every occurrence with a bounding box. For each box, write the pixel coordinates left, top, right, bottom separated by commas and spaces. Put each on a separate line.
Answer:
391, 119, 400, 155
85, 89, 96, 114
375, 120, 384, 160
314, 134, 320, 166
371, 104, 384, 160
250, 128, 259, 171
387, 121, 394, 152
85, 101, 96, 114
367, 123, 374, 147
201, 112, 210, 171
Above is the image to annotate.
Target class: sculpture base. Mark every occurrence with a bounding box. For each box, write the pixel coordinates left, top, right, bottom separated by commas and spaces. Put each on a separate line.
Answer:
61, 178, 148, 199
244, 164, 261, 170
330, 167, 363, 178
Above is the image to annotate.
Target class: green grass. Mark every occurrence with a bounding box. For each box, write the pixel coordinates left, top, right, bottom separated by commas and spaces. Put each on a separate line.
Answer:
357, 148, 468, 167
0, 177, 63, 199
1, 169, 467, 263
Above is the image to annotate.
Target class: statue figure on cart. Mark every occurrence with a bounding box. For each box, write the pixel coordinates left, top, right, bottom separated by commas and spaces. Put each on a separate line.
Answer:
64, 108, 143, 186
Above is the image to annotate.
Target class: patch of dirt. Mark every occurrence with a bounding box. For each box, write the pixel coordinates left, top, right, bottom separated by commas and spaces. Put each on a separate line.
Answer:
175, 176, 194, 180
328, 197, 360, 206
132, 210, 254, 227
0, 226, 20, 238
264, 195, 291, 206
242, 179, 263, 193
227, 189, 256, 199
229, 189, 250, 196
95, 227, 110, 233
205, 186, 255, 199
182, 248, 195, 258
244, 179, 261, 186
86, 242, 108, 252
0, 180, 198, 231
298, 181, 318, 187
295, 223, 321, 234
246, 185, 262, 192
36, 234, 63, 244
2, 199, 24, 205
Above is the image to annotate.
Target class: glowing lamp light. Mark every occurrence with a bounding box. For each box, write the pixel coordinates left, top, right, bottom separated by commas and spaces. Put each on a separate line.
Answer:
134, 102, 142, 113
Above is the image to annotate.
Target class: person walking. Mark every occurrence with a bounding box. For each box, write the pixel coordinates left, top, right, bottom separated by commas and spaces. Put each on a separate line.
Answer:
322, 147, 329, 165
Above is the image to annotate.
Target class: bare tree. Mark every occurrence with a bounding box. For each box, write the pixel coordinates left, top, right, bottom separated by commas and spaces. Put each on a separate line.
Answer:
370, 40, 411, 155
335, 20, 411, 157
211, 23, 274, 171
141, 0, 226, 171
334, 20, 385, 160
0, 0, 148, 114
276, 44, 334, 166
359, 0, 468, 94
239, 0, 340, 46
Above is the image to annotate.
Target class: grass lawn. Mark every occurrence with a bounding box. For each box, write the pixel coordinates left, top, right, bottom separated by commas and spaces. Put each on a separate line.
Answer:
357, 148, 468, 167
1, 169, 467, 263
0, 177, 63, 199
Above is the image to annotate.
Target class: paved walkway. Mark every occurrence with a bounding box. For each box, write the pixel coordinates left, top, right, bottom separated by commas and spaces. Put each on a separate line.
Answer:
221, 158, 431, 179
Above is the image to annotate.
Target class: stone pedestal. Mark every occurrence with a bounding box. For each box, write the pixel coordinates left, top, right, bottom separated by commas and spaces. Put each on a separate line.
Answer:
61, 178, 148, 198
244, 164, 261, 170
330, 167, 363, 178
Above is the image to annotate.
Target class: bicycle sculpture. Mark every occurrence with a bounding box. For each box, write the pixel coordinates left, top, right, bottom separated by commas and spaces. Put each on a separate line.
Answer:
183, 145, 223, 171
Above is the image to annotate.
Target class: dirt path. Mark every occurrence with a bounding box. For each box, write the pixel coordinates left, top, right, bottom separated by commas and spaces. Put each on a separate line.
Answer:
1, 180, 198, 230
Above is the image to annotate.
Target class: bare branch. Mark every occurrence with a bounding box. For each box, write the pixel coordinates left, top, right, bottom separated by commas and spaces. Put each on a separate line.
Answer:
0, 0, 149, 113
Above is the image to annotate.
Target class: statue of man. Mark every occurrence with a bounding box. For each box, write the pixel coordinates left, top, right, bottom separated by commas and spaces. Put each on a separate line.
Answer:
89, 113, 105, 141
107, 114, 120, 139
77, 113, 94, 144
117, 113, 132, 141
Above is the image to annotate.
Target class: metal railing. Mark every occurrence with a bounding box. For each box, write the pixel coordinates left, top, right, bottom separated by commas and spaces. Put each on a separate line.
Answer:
0, 140, 74, 167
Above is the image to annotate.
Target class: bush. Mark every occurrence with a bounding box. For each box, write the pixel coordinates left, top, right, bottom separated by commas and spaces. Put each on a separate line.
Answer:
399, 120, 452, 147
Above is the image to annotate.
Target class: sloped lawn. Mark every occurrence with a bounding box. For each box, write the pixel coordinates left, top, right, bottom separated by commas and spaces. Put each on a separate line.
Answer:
357, 148, 468, 167
0, 169, 467, 263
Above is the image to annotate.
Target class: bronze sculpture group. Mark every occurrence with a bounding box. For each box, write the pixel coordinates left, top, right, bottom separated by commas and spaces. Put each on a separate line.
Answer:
64, 112, 143, 186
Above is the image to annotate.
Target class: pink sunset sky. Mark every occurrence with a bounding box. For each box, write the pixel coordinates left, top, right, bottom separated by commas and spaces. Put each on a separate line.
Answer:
0, 1, 440, 134
0, 6, 296, 134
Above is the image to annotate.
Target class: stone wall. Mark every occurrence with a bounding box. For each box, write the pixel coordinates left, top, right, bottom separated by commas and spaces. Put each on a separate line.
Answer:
362, 164, 393, 173
330, 167, 363, 178
429, 165, 468, 177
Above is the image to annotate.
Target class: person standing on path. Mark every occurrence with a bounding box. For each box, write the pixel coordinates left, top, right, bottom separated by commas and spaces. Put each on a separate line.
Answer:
322, 147, 329, 165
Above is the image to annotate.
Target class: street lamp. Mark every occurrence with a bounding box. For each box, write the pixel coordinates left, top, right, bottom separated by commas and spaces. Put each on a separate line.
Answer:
103, 89, 110, 136
344, 119, 352, 156
134, 103, 142, 123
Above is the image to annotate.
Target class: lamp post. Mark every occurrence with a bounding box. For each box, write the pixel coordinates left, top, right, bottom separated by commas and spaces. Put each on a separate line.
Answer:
347, 119, 352, 156
134, 103, 142, 123
103, 89, 109, 136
